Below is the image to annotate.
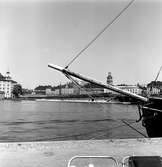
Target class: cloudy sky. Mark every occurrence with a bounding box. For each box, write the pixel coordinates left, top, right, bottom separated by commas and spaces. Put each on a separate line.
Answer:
0, 0, 162, 89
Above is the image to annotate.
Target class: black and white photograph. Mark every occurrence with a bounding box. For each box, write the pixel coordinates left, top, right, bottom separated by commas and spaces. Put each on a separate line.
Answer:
0, 0, 162, 166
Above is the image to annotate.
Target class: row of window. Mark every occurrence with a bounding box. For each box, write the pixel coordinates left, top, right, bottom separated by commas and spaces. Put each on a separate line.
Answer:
0, 90, 10, 93
0, 84, 10, 86
0, 87, 10, 90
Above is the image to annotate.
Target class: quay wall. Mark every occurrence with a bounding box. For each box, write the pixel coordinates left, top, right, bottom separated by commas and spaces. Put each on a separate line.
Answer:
0, 138, 162, 167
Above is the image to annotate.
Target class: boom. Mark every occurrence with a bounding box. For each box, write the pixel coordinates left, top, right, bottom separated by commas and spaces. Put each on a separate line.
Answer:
48, 64, 148, 103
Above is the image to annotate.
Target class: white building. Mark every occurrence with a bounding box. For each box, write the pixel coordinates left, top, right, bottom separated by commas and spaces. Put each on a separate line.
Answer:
80, 88, 104, 95
46, 87, 77, 95
0, 72, 17, 98
147, 87, 160, 95
118, 85, 142, 95
104, 85, 142, 95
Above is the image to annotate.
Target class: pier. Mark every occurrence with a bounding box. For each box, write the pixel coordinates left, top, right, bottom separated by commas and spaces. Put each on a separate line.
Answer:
0, 138, 162, 167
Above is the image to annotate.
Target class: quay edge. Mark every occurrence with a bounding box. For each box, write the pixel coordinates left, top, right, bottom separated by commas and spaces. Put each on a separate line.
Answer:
0, 138, 162, 167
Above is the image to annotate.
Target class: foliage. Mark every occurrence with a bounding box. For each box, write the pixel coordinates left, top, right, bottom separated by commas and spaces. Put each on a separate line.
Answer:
0, 73, 5, 80
147, 81, 162, 88
34, 81, 102, 91
12, 84, 23, 98
34, 85, 52, 91
82, 83, 101, 88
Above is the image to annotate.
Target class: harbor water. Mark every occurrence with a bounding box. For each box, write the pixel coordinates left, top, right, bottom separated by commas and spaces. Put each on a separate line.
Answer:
0, 100, 147, 142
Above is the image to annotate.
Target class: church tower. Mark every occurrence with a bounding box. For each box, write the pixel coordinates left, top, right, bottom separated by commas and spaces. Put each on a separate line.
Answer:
107, 72, 113, 85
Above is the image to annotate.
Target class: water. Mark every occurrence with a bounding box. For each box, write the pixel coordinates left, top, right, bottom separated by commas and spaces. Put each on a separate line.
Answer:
0, 100, 147, 142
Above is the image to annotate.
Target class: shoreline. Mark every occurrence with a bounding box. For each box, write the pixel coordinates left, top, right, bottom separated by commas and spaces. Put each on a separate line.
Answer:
35, 98, 132, 105
17, 93, 139, 104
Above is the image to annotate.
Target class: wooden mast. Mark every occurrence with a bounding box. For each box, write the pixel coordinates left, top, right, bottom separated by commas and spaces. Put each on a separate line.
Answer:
48, 64, 148, 103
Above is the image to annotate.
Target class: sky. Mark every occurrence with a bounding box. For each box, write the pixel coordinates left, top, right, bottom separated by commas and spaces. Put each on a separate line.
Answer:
0, 0, 162, 89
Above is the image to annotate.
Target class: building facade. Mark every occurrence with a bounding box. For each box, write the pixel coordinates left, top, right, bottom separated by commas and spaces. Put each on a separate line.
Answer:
0, 72, 17, 98
118, 85, 142, 95
147, 81, 161, 95
80, 88, 104, 95
147, 87, 160, 95
45, 84, 104, 96
104, 85, 143, 95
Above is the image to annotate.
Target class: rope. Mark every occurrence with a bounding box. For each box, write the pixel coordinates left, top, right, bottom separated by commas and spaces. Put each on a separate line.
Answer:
89, 119, 146, 140
121, 119, 147, 138
65, 0, 135, 69
37, 119, 137, 141
40, 119, 144, 141
64, 73, 95, 101
155, 65, 162, 82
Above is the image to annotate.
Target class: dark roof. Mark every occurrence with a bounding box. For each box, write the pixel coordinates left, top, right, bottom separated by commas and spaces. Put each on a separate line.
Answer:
147, 81, 162, 88
0, 73, 5, 80
9, 79, 17, 83
0, 78, 17, 83
0, 73, 17, 83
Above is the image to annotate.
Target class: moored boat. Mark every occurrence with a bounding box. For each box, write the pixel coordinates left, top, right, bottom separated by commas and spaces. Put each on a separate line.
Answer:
48, 64, 162, 138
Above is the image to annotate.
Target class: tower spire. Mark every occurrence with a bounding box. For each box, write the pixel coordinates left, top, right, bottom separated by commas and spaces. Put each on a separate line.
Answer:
6, 68, 11, 80
107, 72, 113, 85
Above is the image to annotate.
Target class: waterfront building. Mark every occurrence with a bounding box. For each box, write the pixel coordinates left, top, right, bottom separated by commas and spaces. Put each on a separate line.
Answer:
104, 89, 114, 94
46, 88, 59, 95
0, 71, 17, 98
46, 87, 79, 96
46, 83, 104, 96
34, 89, 46, 95
147, 87, 160, 95
54, 89, 60, 95
80, 88, 104, 95
118, 85, 142, 95
61, 88, 74, 95
104, 85, 142, 95
46, 88, 52, 95
147, 81, 161, 95
35, 85, 52, 95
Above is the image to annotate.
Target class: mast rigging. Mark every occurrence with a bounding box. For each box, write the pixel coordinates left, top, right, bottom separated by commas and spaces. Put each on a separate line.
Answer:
65, 0, 135, 69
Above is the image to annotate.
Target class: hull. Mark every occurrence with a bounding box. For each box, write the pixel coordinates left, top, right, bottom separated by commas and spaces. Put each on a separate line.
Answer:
48, 64, 162, 138
142, 97, 162, 137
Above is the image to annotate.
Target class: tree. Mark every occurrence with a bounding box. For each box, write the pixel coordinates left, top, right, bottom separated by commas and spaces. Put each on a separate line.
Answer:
34, 85, 52, 91
12, 84, 23, 98
147, 81, 162, 89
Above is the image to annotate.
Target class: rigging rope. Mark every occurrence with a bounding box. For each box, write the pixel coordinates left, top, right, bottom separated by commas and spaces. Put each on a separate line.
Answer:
90, 119, 147, 140
64, 73, 95, 101
40, 118, 145, 141
65, 0, 135, 69
121, 119, 147, 138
